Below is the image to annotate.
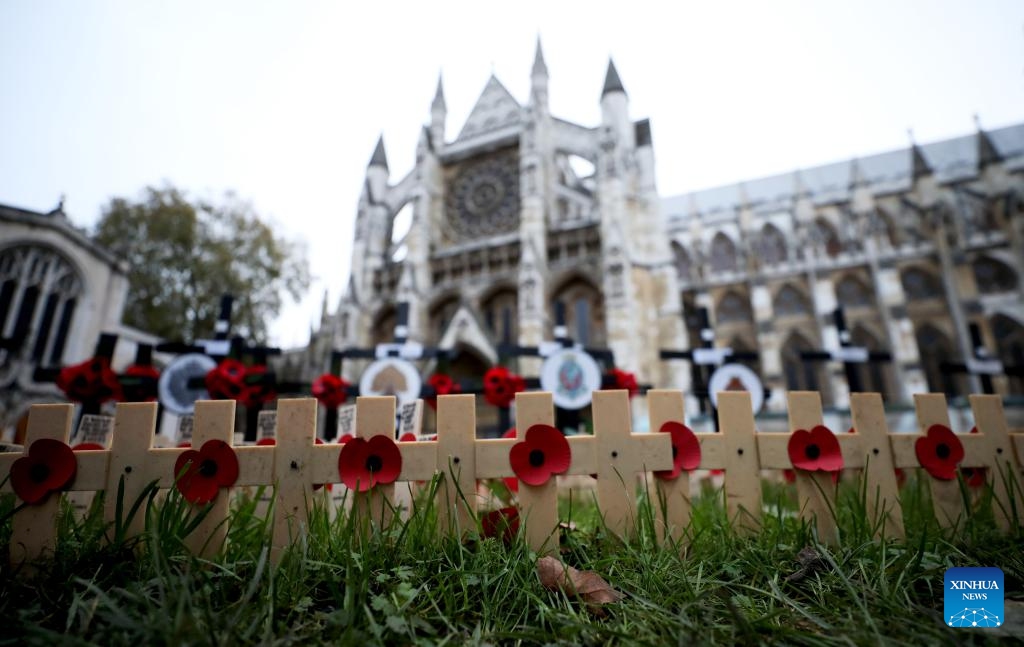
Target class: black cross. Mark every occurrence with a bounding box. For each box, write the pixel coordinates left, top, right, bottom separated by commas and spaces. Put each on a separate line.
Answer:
329, 302, 448, 439
496, 300, 619, 436
939, 322, 1023, 395
33, 332, 119, 417
659, 306, 761, 426
800, 307, 892, 395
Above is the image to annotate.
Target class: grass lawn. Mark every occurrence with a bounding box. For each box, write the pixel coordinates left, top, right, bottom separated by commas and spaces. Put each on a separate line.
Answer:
0, 474, 1021, 646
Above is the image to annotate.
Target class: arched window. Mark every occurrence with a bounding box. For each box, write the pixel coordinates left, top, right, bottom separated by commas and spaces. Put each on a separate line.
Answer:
371, 306, 398, 348
758, 224, 788, 266
716, 291, 752, 324
709, 233, 738, 274
481, 288, 518, 344
872, 209, 900, 248
901, 267, 943, 301
0, 244, 83, 372
992, 315, 1024, 396
428, 297, 459, 343
814, 219, 842, 258
551, 277, 605, 346
835, 275, 874, 309
727, 334, 761, 374
972, 257, 1018, 295
850, 325, 891, 399
672, 242, 694, 282
915, 324, 964, 397
781, 331, 826, 397
773, 284, 811, 317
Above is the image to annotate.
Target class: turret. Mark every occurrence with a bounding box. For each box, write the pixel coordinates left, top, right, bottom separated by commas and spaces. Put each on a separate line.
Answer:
366, 134, 390, 202
529, 37, 549, 113
430, 75, 446, 149
600, 58, 634, 149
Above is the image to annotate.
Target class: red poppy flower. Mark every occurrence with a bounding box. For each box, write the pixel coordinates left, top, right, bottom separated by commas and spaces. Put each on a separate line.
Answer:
915, 424, 964, 481
654, 421, 701, 481
481, 506, 520, 544
426, 373, 461, 410
501, 428, 520, 493
783, 469, 796, 484
10, 438, 77, 504
399, 433, 418, 442
205, 359, 248, 401
608, 368, 639, 398
508, 424, 571, 486
177, 441, 192, 448
312, 373, 349, 409
337, 435, 402, 492
788, 425, 843, 472
56, 356, 122, 404
894, 468, 906, 487
338, 433, 354, 444
120, 364, 160, 402
483, 366, 526, 408
174, 439, 240, 504
238, 365, 276, 408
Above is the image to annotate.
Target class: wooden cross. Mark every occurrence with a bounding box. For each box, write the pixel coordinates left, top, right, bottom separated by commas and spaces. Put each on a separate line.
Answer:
847, 393, 906, 539
888, 393, 1019, 531
648, 390, 762, 540
591, 390, 672, 538
475, 391, 597, 555
753, 392, 841, 544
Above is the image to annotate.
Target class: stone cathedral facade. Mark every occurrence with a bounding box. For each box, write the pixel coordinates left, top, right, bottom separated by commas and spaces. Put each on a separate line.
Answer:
291, 43, 1024, 418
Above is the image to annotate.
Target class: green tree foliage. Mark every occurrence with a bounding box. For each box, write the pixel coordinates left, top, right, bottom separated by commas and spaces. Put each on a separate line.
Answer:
94, 185, 310, 343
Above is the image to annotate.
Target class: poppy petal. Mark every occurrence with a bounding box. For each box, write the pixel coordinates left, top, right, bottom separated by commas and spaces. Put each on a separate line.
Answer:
338, 437, 371, 491
366, 435, 402, 485
256, 438, 276, 446
10, 457, 50, 504
509, 441, 547, 486
481, 506, 520, 544
810, 425, 844, 472
915, 424, 964, 481
202, 440, 239, 488
526, 424, 571, 474
655, 421, 701, 480
788, 429, 815, 470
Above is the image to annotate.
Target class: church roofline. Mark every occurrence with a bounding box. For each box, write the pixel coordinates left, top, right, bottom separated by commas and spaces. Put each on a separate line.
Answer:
662, 121, 1024, 217
0, 202, 127, 272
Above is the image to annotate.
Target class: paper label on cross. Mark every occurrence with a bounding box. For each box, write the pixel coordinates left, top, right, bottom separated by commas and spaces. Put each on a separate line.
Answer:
72, 414, 114, 447
337, 404, 357, 437
257, 410, 277, 441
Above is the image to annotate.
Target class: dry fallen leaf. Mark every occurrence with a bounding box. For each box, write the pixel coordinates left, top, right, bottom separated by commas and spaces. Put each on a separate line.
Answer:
536, 556, 623, 612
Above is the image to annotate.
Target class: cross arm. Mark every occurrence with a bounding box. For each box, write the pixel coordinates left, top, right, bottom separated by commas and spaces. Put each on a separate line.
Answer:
475, 438, 516, 478
696, 434, 726, 470
755, 433, 791, 470
235, 446, 276, 486
628, 434, 673, 472
398, 441, 438, 481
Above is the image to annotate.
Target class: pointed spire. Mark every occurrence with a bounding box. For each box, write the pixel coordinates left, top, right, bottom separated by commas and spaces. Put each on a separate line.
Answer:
602, 58, 626, 97
532, 36, 548, 78
368, 135, 388, 170
975, 115, 1002, 167
431, 73, 446, 112
907, 129, 931, 179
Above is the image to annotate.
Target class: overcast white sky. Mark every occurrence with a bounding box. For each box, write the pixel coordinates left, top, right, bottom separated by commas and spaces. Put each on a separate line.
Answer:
1, 1, 1022, 348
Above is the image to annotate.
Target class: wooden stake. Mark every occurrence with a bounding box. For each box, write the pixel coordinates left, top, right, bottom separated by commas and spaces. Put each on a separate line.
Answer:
104, 403, 160, 540
270, 398, 317, 563
9, 404, 74, 565
848, 393, 905, 539
647, 389, 691, 545
591, 390, 672, 539
354, 397, 397, 530
968, 395, 1019, 531
435, 394, 478, 536
715, 392, 762, 533
185, 400, 236, 558
912, 394, 965, 530
787, 391, 839, 545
